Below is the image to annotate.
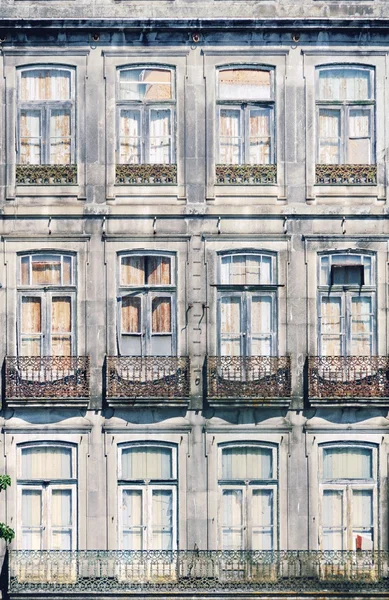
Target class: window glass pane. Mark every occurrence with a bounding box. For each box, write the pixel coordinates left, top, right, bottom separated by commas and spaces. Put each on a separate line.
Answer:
352, 490, 373, 550
21, 296, 42, 356
222, 489, 243, 550
20, 69, 71, 101
63, 256, 72, 285
121, 256, 145, 286
120, 109, 141, 164
218, 69, 271, 100
119, 69, 173, 101
322, 490, 344, 551
121, 446, 172, 480
251, 296, 273, 356
245, 255, 262, 284
221, 255, 272, 284
51, 296, 72, 356
31, 255, 61, 285
252, 489, 273, 550
21, 446, 72, 479
122, 490, 143, 550
219, 109, 242, 164
320, 296, 342, 356
222, 446, 273, 479
50, 109, 71, 165
152, 490, 173, 550
146, 257, 171, 285
320, 256, 330, 286
319, 109, 341, 164
323, 447, 372, 479
152, 297, 171, 333
20, 110, 41, 165
51, 489, 72, 550
121, 297, 141, 334
249, 108, 271, 165
349, 108, 371, 164
318, 68, 371, 101
350, 296, 373, 356
220, 296, 241, 356
22, 489, 42, 550
149, 109, 172, 164
332, 265, 363, 285
21, 256, 30, 285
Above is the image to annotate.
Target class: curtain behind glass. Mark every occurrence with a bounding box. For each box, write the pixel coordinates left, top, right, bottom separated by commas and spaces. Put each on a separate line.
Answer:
121, 446, 172, 479
20, 69, 71, 102
222, 447, 273, 479
152, 490, 173, 550
252, 489, 273, 550
120, 109, 141, 164
249, 109, 271, 164
251, 296, 273, 355
22, 489, 43, 550
320, 297, 342, 356
51, 296, 72, 356
350, 296, 373, 356
51, 489, 72, 550
21, 446, 72, 479
21, 297, 42, 356
323, 447, 372, 479
318, 68, 371, 101
322, 490, 344, 550
149, 109, 172, 164
50, 110, 71, 165
319, 109, 341, 164
220, 297, 241, 356
20, 110, 41, 165
122, 490, 143, 550
219, 109, 241, 164
222, 489, 243, 550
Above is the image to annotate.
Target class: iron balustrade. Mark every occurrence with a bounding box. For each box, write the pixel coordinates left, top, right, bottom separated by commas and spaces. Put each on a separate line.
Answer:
308, 356, 389, 401
106, 356, 190, 401
8, 550, 389, 594
207, 356, 291, 403
315, 164, 377, 185
5, 356, 90, 401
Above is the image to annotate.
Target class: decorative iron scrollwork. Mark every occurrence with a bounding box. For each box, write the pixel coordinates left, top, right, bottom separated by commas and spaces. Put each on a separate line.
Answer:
315, 164, 377, 185
308, 356, 389, 400
106, 356, 190, 402
207, 356, 291, 401
9, 550, 389, 593
16, 165, 77, 185
116, 164, 177, 185
5, 356, 90, 401
216, 164, 277, 185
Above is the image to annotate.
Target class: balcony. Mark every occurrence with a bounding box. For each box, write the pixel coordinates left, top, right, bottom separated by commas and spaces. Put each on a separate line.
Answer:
315, 164, 377, 185
115, 164, 177, 185
5, 356, 90, 407
216, 164, 277, 185
207, 356, 291, 406
8, 550, 389, 595
16, 165, 77, 185
106, 356, 190, 406
308, 356, 389, 406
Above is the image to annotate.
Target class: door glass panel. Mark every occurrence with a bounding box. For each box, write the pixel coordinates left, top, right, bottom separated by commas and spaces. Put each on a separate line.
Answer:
351, 296, 373, 356
222, 446, 272, 479
152, 490, 173, 550
252, 489, 273, 550
349, 109, 371, 164
152, 297, 171, 333
320, 296, 342, 356
222, 489, 243, 550
219, 109, 242, 164
318, 109, 341, 164
322, 490, 344, 551
21, 296, 42, 356
149, 109, 172, 164
20, 110, 41, 165
21, 69, 71, 102
323, 447, 372, 480
51, 489, 72, 550
121, 296, 141, 333
120, 109, 141, 164
50, 109, 71, 165
251, 296, 273, 356
122, 490, 143, 550
21, 489, 43, 550
352, 490, 373, 550
51, 296, 72, 356
122, 446, 172, 480
249, 108, 271, 165
220, 297, 241, 356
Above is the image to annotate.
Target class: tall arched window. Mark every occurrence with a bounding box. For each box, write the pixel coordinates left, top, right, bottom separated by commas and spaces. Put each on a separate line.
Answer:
217, 67, 275, 165
316, 66, 375, 165
18, 67, 75, 165
117, 67, 176, 165
17, 443, 77, 550
118, 443, 177, 550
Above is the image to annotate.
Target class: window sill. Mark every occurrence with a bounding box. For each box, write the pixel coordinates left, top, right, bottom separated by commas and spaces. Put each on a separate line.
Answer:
315, 164, 377, 186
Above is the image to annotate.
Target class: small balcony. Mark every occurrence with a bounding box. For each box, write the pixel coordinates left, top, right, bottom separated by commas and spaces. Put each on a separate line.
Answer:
16, 164, 78, 185
106, 356, 190, 406
5, 356, 90, 407
115, 164, 177, 185
207, 356, 291, 406
216, 164, 277, 185
315, 164, 377, 185
308, 356, 389, 405
8, 550, 389, 595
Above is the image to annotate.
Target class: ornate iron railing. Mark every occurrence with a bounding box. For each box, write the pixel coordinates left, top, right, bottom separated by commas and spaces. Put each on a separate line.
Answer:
5, 356, 90, 401
315, 164, 377, 185
8, 550, 389, 594
116, 164, 177, 184
106, 356, 190, 402
16, 165, 77, 185
308, 356, 389, 401
216, 164, 277, 185
207, 356, 291, 402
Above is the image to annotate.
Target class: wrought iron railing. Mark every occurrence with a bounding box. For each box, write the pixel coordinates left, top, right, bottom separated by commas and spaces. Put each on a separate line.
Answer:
5, 356, 90, 401
16, 164, 77, 185
207, 356, 291, 402
308, 356, 389, 400
8, 550, 389, 593
315, 164, 377, 185
106, 356, 190, 401
216, 164, 277, 185
116, 164, 177, 184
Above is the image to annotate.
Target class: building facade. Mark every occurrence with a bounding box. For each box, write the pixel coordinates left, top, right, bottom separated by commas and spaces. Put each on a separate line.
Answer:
1, 1, 389, 599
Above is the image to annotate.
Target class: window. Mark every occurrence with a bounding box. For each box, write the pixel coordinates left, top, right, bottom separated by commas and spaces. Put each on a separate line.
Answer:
118, 444, 177, 550
18, 444, 76, 550
317, 66, 375, 165
118, 254, 176, 356
218, 253, 277, 356
318, 253, 375, 356
18, 253, 76, 356
217, 68, 275, 165
18, 67, 75, 165
117, 67, 175, 165
320, 444, 377, 551
218, 444, 277, 550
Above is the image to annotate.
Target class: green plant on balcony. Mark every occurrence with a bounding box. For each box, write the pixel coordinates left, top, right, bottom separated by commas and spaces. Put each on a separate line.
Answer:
0, 475, 15, 543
